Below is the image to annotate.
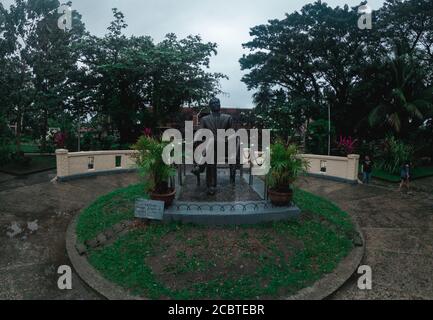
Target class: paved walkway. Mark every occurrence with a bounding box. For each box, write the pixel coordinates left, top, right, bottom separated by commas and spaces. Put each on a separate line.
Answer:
0, 171, 432, 299
0, 171, 139, 299
296, 177, 433, 299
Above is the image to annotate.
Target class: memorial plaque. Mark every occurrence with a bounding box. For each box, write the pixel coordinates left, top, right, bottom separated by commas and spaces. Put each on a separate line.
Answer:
135, 199, 165, 221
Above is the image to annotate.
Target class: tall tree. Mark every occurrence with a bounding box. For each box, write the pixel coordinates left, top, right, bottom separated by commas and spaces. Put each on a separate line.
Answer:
368, 54, 432, 135
0, 0, 86, 151
241, 0, 433, 145
240, 1, 374, 137
81, 9, 226, 144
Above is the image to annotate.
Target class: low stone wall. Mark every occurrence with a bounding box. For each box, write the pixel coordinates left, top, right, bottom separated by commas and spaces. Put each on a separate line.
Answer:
55, 149, 360, 184
299, 154, 360, 184
55, 149, 138, 181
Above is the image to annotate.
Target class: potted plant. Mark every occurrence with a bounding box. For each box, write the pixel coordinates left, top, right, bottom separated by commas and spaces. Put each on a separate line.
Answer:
267, 142, 309, 206
133, 136, 177, 208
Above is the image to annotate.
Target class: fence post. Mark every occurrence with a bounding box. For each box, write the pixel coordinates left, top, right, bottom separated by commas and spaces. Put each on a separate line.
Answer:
347, 154, 360, 181
56, 149, 69, 178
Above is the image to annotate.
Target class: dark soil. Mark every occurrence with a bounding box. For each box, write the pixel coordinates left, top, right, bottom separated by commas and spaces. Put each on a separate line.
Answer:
147, 227, 304, 293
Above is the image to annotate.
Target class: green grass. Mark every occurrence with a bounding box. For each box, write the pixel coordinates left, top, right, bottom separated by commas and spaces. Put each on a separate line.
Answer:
371, 166, 433, 183
76, 184, 355, 299
9, 143, 40, 153
76, 183, 147, 243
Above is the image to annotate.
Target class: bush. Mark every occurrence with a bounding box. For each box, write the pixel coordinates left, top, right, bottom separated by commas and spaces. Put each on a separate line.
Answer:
336, 135, 358, 156
0, 116, 14, 165
377, 136, 413, 175
268, 142, 309, 192
357, 140, 382, 159
11, 151, 32, 167
0, 140, 13, 165
80, 132, 121, 151
306, 119, 335, 155
132, 136, 176, 194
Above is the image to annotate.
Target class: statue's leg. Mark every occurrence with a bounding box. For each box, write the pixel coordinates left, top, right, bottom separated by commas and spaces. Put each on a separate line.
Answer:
206, 164, 217, 195
191, 163, 206, 186
191, 140, 206, 181
229, 165, 236, 184
192, 164, 206, 175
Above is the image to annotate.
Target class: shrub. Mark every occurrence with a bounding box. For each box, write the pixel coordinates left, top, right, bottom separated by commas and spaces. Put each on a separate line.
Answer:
336, 135, 358, 156
54, 132, 67, 148
377, 136, 413, 175
268, 142, 309, 192
357, 140, 382, 159
132, 136, 176, 194
80, 132, 120, 151
11, 151, 32, 167
306, 119, 335, 155
0, 116, 14, 165
0, 140, 13, 165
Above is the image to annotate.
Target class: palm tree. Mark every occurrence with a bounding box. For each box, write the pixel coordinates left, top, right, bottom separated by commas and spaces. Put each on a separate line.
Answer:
368, 55, 432, 134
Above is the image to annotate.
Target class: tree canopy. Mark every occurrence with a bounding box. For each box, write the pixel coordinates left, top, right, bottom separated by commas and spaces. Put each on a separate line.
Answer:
1, 2, 226, 148
240, 0, 433, 148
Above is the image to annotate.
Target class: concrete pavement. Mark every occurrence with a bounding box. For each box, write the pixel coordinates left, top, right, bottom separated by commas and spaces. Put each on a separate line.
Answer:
0, 171, 432, 299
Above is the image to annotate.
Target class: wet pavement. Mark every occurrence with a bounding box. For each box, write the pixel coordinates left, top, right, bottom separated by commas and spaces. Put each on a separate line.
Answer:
0, 170, 139, 299
0, 171, 432, 299
296, 177, 433, 300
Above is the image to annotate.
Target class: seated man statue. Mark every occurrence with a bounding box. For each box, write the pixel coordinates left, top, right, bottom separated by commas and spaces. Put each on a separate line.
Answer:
192, 97, 238, 195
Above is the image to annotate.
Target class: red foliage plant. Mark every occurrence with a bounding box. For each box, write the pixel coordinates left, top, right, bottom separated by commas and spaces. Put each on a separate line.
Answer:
143, 128, 152, 137
337, 135, 358, 155
54, 132, 67, 148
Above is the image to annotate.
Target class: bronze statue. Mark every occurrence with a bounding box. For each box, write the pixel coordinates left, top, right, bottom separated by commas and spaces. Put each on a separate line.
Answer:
192, 98, 236, 195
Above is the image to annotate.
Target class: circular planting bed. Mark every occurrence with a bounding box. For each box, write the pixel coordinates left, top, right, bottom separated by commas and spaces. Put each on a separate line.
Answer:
72, 184, 362, 300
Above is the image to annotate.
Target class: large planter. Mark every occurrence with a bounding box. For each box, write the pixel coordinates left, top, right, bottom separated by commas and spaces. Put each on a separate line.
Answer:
150, 189, 176, 208
268, 188, 293, 207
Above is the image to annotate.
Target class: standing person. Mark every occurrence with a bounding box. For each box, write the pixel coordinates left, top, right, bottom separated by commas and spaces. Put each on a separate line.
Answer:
399, 162, 411, 192
362, 155, 373, 184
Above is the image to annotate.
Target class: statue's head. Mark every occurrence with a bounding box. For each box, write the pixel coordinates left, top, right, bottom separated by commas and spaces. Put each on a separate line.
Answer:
209, 97, 221, 113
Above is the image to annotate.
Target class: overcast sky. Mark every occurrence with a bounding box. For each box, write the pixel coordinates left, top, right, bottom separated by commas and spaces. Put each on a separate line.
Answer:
2, 0, 385, 108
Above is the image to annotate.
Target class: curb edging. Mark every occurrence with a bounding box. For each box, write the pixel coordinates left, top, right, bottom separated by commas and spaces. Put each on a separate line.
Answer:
66, 215, 144, 300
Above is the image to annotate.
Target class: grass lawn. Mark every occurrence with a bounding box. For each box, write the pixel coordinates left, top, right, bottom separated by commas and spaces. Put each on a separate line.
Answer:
371, 166, 433, 183
0, 155, 56, 175
76, 184, 355, 300
9, 143, 40, 154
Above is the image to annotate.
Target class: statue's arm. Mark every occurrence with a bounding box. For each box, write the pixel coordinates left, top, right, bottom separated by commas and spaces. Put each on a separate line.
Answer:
200, 117, 207, 130
227, 115, 234, 130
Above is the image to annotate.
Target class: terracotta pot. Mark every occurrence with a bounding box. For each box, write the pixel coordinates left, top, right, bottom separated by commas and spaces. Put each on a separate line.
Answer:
150, 189, 176, 208
268, 188, 293, 206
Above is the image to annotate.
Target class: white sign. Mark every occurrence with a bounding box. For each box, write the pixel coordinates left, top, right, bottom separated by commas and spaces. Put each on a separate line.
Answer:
135, 199, 165, 221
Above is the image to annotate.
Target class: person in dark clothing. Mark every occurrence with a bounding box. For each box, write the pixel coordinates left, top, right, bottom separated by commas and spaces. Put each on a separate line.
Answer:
362, 155, 373, 184
399, 162, 411, 192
